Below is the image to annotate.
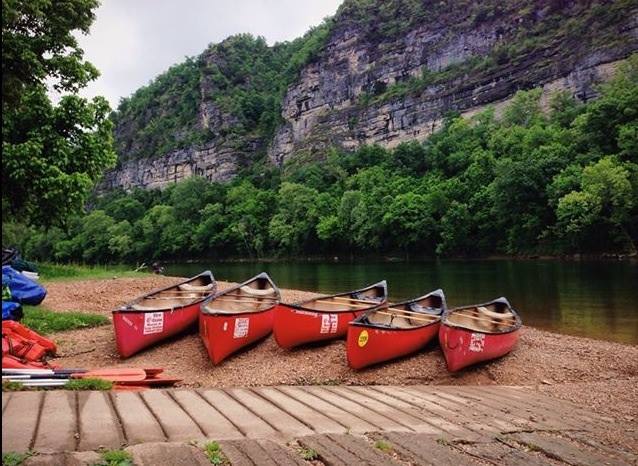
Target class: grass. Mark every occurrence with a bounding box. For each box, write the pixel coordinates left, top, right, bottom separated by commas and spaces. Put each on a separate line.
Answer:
2, 378, 112, 392
21, 305, 109, 334
203, 441, 229, 465
298, 447, 319, 461
374, 440, 393, 452
37, 263, 149, 282
64, 378, 113, 391
2, 451, 34, 466
2, 381, 25, 392
93, 449, 133, 466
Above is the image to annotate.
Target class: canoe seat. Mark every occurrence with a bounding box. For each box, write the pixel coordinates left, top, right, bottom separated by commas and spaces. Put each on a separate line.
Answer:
409, 303, 441, 314
391, 316, 414, 329
240, 286, 275, 296
477, 306, 514, 320
367, 312, 393, 326
179, 283, 214, 292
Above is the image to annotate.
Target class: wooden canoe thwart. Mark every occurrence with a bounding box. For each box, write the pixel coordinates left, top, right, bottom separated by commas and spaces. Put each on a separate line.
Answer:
199, 272, 280, 364
273, 281, 387, 349
112, 271, 216, 358
346, 289, 447, 370
439, 297, 522, 372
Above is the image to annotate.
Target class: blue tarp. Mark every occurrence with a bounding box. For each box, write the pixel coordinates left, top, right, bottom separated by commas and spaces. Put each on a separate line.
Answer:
2, 265, 46, 306
2, 300, 22, 320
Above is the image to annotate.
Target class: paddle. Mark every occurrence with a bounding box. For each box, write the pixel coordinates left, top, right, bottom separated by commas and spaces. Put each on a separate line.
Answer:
71, 368, 147, 383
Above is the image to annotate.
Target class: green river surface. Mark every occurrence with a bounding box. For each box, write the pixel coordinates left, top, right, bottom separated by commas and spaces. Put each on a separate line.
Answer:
165, 260, 638, 345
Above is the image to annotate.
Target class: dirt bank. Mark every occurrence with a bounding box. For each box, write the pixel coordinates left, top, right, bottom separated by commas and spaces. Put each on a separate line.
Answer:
41, 276, 638, 422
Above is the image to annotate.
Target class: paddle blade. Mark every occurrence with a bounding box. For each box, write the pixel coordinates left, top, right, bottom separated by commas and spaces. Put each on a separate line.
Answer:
73, 368, 147, 382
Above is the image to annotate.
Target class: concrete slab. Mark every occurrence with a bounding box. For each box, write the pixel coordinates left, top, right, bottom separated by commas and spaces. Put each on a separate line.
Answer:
127, 441, 210, 466
2, 391, 43, 453
255, 386, 347, 434
34, 391, 77, 453
326, 386, 427, 431
226, 388, 314, 437
371, 386, 478, 438
111, 391, 165, 444
170, 390, 243, 440
348, 386, 444, 435
141, 390, 204, 442
77, 391, 122, 451
304, 386, 410, 431
278, 386, 377, 433
199, 388, 277, 439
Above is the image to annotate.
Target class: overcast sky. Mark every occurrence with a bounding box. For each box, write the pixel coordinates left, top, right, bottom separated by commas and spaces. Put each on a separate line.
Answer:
75, 0, 343, 109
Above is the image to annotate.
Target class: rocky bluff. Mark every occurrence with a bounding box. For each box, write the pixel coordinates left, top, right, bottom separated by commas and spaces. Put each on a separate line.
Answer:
102, 0, 638, 191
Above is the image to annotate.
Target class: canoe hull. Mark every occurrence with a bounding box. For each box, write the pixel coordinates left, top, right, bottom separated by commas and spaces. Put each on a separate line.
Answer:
439, 324, 519, 372
346, 322, 440, 370
274, 304, 365, 349
113, 304, 200, 358
199, 308, 274, 364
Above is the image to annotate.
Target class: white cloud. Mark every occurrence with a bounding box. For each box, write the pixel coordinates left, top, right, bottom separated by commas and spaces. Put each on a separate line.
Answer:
74, 0, 342, 108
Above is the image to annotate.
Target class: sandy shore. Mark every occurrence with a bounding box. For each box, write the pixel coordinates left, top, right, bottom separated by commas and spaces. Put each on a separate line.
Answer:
41, 276, 638, 425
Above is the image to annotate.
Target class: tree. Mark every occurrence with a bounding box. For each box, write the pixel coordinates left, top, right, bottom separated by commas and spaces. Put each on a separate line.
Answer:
2, 0, 116, 227
382, 192, 435, 254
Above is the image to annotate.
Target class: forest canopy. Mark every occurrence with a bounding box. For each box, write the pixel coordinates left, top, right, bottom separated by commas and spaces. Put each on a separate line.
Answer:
5, 56, 637, 262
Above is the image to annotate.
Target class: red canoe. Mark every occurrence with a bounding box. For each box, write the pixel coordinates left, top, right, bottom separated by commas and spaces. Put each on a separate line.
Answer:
273, 281, 387, 349
112, 271, 215, 358
439, 297, 522, 372
347, 289, 446, 370
200, 273, 280, 364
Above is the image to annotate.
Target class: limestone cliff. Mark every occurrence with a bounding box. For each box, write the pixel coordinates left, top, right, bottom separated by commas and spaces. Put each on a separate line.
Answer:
102, 0, 638, 191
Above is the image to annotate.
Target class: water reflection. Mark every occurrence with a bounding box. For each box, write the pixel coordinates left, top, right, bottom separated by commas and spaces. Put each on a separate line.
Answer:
166, 260, 638, 344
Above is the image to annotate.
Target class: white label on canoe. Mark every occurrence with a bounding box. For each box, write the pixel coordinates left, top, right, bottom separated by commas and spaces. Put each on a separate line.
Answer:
320, 314, 339, 334
469, 332, 485, 352
143, 312, 164, 335
233, 317, 249, 338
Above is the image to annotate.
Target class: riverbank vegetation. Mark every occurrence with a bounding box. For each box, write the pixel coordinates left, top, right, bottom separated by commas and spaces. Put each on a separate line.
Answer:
4, 56, 636, 261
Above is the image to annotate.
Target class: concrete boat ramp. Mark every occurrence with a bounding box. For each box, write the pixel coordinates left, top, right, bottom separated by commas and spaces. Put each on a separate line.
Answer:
2, 384, 635, 465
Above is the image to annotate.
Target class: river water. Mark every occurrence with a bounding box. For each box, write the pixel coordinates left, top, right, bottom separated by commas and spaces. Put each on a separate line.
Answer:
166, 259, 638, 344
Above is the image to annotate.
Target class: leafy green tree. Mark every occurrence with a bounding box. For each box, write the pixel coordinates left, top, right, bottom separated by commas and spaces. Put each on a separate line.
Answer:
381, 192, 436, 254
193, 203, 228, 253
2, 0, 116, 227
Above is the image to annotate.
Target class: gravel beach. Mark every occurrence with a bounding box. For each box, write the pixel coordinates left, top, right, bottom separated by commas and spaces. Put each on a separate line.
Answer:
41, 276, 638, 424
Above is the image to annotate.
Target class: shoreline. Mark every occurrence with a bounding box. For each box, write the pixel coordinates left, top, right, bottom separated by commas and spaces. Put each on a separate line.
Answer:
33, 275, 638, 424
160, 253, 638, 264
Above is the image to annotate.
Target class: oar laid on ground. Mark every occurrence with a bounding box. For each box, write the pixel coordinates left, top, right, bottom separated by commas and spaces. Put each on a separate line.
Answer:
72, 368, 147, 382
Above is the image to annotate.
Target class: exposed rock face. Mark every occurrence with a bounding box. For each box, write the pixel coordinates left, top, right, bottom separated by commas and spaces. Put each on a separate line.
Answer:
269, 2, 638, 165
102, 0, 638, 191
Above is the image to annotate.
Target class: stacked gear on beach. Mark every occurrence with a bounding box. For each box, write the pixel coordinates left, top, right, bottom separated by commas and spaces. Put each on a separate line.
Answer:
2, 265, 47, 306
2, 320, 57, 369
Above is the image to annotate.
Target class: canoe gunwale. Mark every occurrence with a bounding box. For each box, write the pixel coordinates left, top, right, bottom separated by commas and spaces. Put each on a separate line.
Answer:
114, 270, 216, 314
349, 318, 440, 331
441, 296, 522, 335
200, 303, 278, 317
350, 288, 446, 331
285, 279, 388, 312
288, 302, 384, 314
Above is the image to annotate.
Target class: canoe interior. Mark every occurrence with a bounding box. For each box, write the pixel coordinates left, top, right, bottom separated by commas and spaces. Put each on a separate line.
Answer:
203, 275, 280, 314
298, 283, 386, 313
359, 293, 444, 329
446, 301, 518, 333
127, 273, 215, 312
